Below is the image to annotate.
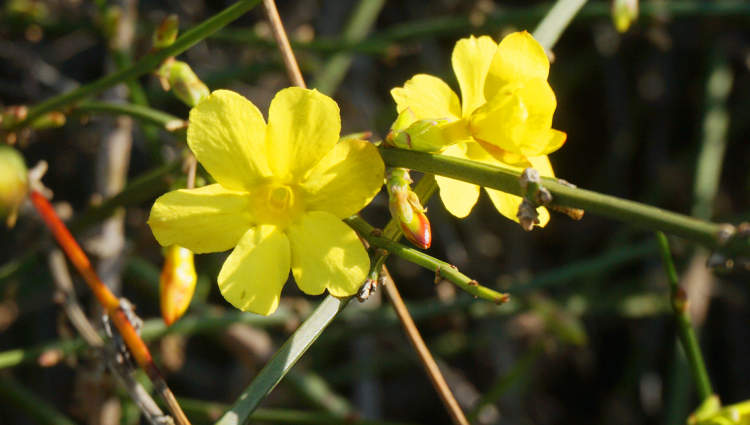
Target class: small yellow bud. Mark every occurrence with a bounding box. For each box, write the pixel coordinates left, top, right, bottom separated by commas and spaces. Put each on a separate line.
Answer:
0, 145, 28, 227
160, 245, 197, 326
612, 0, 638, 33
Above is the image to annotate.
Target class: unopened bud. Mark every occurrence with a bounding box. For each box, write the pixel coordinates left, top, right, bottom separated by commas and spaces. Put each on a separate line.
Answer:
153, 14, 179, 50
612, 0, 638, 33
0, 106, 28, 130
386, 168, 431, 249
0, 145, 29, 227
30, 111, 65, 130
157, 60, 210, 107
385, 110, 454, 153
160, 245, 197, 326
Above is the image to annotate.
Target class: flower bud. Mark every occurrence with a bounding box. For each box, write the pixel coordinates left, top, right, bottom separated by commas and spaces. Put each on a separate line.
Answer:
0, 145, 28, 227
152, 14, 179, 50
386, 168, 431, 249
157, 60, 210, 107
0, 106, 28, 130
386, 110, 454, 153
160, 245, 197, 326
612, 0, 638, 33
30, 111, 65, 130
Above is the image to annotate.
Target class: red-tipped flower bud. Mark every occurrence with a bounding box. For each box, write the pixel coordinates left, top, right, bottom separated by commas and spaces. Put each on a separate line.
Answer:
386, 168, 431, 249
160, 245, 197, 326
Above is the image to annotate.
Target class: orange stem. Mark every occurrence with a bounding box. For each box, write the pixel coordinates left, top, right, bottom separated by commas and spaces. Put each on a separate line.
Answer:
29, 190, 155, 372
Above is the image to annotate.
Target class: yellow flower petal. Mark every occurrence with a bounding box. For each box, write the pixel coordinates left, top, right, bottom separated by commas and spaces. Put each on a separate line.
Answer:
187, 90, 271, 191
471, 79, 563, 157
301, 139, 384, 218
391, 74, 461, 121
217, 225, 290, 315
484, 31, 549, 97
148, 184, 251, 253
288, 211, 369, 297
484, 188, 550, 227
528, 155, 555, 178
451, 35, 498, 117
266, 87, 341, 180
435, 144, 481, 218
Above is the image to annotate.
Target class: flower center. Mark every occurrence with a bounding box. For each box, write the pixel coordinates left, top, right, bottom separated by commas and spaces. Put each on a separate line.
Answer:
249, 182, 304, 229
268, 185, 292, 211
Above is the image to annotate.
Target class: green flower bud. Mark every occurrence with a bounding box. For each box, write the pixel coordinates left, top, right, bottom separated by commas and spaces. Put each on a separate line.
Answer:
153, 14, 179, 50
0, 145, 28, 227
157, 60, 210, 107
386, 110, 455, 153
30, 111, 65, 129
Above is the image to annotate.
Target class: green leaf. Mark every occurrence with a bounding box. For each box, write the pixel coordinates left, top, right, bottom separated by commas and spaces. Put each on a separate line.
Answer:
216, 295, 349, 425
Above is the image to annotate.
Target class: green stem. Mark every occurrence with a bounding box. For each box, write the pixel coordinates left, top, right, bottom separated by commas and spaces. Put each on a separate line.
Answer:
532, 0, 588, 50
0, 376, 77, 425
211, 3, 750, 55
346, 216, 508, 304
656, 232, 714, 402
75, 101, 185, 131
379, 148, 749, 254
310, 0, 386, 95
692, 50, 732, 221
215, 296, 349, 425
179, 397, 417, 425
69, 160, 182, 233
12, 0, 261, 129
0, 309, 291, 370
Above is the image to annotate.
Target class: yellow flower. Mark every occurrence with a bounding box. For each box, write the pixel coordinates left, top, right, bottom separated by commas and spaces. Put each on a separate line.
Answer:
148, 88, 384, 315
391, 32, 565, 224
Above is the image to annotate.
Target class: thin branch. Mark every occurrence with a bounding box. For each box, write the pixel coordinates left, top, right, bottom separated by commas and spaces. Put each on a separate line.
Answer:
261, 0, 306, 88
380, 268, 469, 425
656, 232, 714, 402
11, 0, 261, 129
30, 191, 191, 425
47, 250, 170, 425
346, 216, 509, 304
379, 148, 748, 255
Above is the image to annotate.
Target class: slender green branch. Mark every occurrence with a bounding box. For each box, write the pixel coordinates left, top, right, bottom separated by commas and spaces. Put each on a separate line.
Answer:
211, 3, 750, 55
656, 232, 714, 402
311, 0, 386, 95
12, 0, 261, 129
532, 0, 588, 50
346, 216, 508, 304
379, 148, 749, 255
0, 309, 292, 370
75, 101, 185, 131
179, 397, 417, 425
215, 296, 349, 425
0, 376, 77, 425
69, 160, 182, 233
